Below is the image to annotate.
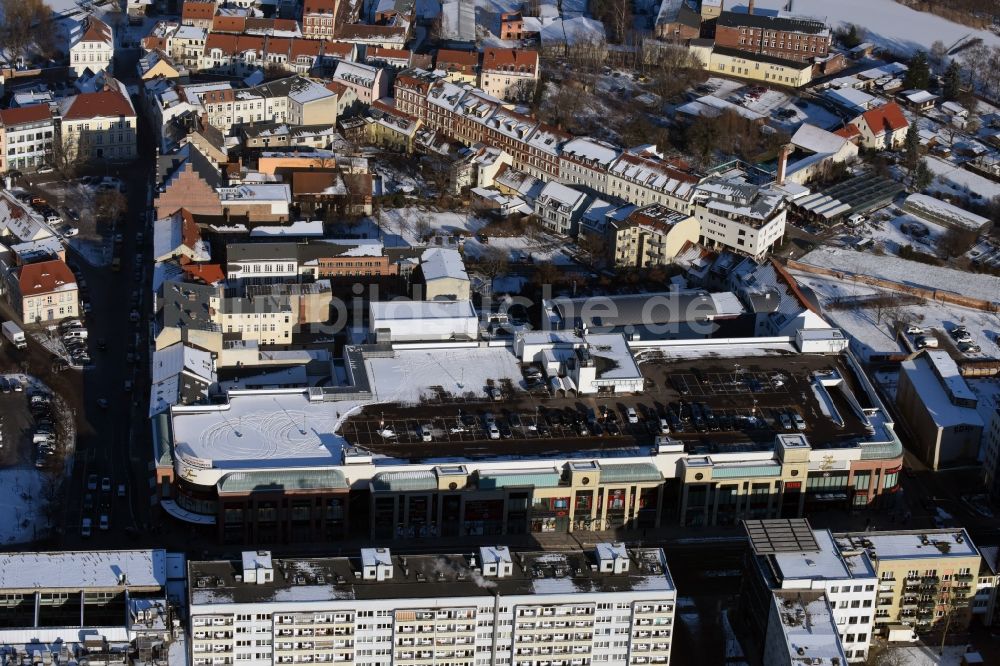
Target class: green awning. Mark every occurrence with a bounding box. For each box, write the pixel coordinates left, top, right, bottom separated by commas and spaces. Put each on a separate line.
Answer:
599, 462, 662, 484
218, 469, 348, 494
712, 464, 782, 479
371, 470, 438, 492
478, 468, 562, 489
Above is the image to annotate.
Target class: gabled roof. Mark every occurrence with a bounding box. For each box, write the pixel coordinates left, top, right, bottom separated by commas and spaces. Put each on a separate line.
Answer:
482, 48, 538, 74
77, 16, 113, 45
717, 10, 828, 35
858, 101, 908, 136
59, 87, 135, 120
19, 260, 76, 297
180, 263, 225, 285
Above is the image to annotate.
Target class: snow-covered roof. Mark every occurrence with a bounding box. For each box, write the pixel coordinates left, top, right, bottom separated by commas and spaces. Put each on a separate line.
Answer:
791, 124, 849, 155
152, 343, 215, 385
250, 221, 325, 237
825, 87, 876, 111
538, 181, 587, 208
171, 391, 352, 473
0, 550, 167, 590
560, 137, 620, 167
900, 89, 937, 104
420, 247, 469, 282
902, 193, 989, 232
370, 298, 477, 322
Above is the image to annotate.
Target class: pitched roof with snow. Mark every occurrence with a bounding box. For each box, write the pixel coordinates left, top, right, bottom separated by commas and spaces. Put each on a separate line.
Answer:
790, 124, 850, 155
420, 247, 468, 282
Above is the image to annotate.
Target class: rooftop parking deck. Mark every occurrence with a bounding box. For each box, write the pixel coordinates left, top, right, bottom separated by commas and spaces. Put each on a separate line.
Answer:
343, 352, 877, 461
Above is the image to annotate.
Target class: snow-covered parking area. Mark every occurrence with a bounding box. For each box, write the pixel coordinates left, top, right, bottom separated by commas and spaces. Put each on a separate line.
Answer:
0, 469, 50, 545
790, 271, 1000, 361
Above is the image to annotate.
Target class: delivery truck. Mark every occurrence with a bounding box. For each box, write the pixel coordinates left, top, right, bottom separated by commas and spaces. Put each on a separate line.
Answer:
2, 321, 26, 350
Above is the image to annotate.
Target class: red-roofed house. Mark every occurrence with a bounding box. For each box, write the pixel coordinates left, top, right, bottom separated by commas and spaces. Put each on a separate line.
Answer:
57, 81, 138, 162
181, 0, 217, 28
302, 0, 340, 41
15, 259, 78, 324
850, 101, 909, 150
480, 48, 539, 102
70, 16, 114, 77
435, 49, 478, 85
0, 104, 56, 173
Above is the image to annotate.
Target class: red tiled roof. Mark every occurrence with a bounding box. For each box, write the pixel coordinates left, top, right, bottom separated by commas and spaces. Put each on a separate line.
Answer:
322, 42, 354, 58
62, 89, 134, 120
19, 260, 76, 297
325, 81, 350, 96
834, 124, 862, 140
860, 101, 908, 136
368, 47, 410, 61
482, 48, 538, 73
181, 263, 225, 285
177, 209, 202, 250
290, 38, 322, 58
303, 0, 337, 14
212, 15, 245, 33
436, 49, 478, 70
79, 17, 113, 44
182, 0, 217, 20
0, 104, 52, 127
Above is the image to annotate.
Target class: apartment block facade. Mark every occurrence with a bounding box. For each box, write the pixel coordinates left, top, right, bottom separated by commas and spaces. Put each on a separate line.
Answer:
188, 545, 676, 666
715, 11, 831, 64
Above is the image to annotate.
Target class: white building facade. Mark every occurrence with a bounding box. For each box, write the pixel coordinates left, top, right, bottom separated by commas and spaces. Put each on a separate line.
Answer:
188, 546, 676, 666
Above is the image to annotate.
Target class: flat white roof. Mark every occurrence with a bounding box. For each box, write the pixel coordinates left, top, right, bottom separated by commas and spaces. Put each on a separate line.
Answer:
773, 530, 867, 582
370, 299, 477, 322
771, 592, 847, 665
0, 550, 167, 590
841, 530, 979, 560
171, 391, 352, 470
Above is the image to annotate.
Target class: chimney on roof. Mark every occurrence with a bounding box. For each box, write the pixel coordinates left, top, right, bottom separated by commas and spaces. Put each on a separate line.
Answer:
777, 143, 793, 186
747, 0, 755, 15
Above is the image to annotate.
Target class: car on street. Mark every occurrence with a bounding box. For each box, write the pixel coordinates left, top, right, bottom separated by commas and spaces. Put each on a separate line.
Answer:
626, 407, 638, 424
101, 477, 111, 493
117, 483, 126, 498
418, 424, 433, 442
488, 423, 500, 440
97, 398, 108, 408
449, 422, 466, 434
84, 493, 94, 510
792, 412, 806, 431
81, 518, 92, 537
99, 514, 109, 531
87, 474, 98, 491
779, 412, 793, 430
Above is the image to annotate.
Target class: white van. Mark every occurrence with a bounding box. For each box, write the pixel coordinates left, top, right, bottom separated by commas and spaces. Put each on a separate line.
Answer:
63, 329, 88, 340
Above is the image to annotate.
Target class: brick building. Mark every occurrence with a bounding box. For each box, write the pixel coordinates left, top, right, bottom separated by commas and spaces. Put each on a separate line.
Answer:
715, 10, 830, 64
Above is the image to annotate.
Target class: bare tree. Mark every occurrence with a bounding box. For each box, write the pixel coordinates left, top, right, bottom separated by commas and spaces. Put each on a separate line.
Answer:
0, 0, 54, 64
413, 213, 432, 242
478, 246, 509, 288
49, 135, 84, 180
95, 190, 128, 224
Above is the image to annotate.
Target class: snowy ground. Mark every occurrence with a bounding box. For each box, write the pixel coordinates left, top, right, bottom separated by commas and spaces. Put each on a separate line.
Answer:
796, 246, 1000, 304
924, 156, 1000, 205
746, 0, 1000, 55
464, 232, 578, 265
375, 207, 485, 247
885, 645, 982, 666
835, 210, 949, 257
365, 347, 525, 405
0, 469, 51, 545
790, 271, 1000, 361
